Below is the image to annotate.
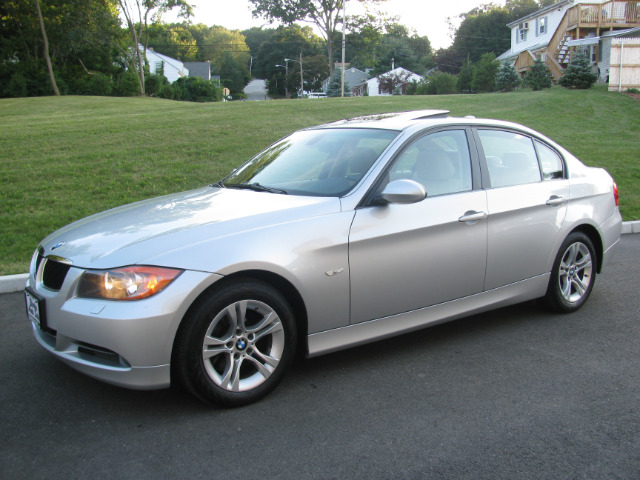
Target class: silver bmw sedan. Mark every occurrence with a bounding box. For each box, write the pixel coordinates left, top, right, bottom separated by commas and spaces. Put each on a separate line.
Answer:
25, 110, 622, 407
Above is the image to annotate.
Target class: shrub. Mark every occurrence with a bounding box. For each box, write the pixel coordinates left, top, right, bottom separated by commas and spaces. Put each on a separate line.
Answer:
72, 73, 114, 96
472, 52, 500, 92
4, 72, 28, 98
115, 71, 142, 96
431, 72, 458, 94
523, 58, 552, 91
559, 50, 598, 89
496, 62, 520, 92
173, 77, 223, 102
145, 73, 168, 97
457, 58, 475, 93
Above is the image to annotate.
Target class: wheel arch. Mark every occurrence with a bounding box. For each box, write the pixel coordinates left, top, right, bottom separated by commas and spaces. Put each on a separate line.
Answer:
569, 224, 603, 273
171, 269, 310, 375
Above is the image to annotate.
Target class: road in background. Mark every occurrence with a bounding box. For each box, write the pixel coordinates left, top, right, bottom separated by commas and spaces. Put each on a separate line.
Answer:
1, 235, 639, 479
244, 79, 269, 101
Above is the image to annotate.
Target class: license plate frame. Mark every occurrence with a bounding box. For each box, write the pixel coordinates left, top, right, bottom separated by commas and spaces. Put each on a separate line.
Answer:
25, 287, 47, 330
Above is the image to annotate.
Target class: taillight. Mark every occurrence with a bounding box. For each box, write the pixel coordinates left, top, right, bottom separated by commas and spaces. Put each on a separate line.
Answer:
613, 181, 619, 207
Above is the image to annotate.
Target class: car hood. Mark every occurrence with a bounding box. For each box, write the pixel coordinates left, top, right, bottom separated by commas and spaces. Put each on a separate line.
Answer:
39, 187, 342, 270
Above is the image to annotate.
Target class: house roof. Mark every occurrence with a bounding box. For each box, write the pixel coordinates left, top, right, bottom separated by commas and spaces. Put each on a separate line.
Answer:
140, 45, 186, 73
602, 26, 640, 38
322, 67, 369, 91
184, 62, 211, 80
566, 27, 640, 46
507, 0, 571, 27
497, 41, 549, 61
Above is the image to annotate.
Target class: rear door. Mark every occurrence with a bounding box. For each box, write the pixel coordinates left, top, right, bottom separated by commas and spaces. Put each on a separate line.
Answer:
475, 128, 569, 290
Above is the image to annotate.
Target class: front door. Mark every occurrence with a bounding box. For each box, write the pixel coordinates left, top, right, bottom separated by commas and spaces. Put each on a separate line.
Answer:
349, 129, 488, 324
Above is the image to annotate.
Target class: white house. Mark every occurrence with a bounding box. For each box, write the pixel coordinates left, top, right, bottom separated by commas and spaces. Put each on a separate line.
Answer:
356, 67, 424, 96
497, 0, 640, 84
142, 46, 189, 83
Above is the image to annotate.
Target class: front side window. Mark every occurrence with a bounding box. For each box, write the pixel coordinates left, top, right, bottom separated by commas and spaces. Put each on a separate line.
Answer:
386, 130, 473, 197
478, 129, 541, 188
222, 128, 399, 197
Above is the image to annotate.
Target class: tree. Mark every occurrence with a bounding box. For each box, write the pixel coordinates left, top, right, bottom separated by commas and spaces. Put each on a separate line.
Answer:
249, 0, 387, 73
117, 0, 192, 95
326, 68, 350, 96
253, 25, 325, 96
496, 62, 520, 91
559, 50, 598, 89
1, 0, 124, 97
372, 23, 432, 75
437, 1, 553, 73
377, 69, 413, 94
456, 56, 474, 92
215, 52, 249, 95
34, 0, 59, 95
523, 57, 552, 90
472, 52, 500, 92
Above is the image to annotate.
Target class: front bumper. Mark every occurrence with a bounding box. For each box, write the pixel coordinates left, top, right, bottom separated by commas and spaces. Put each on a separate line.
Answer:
27, 266, 221, 390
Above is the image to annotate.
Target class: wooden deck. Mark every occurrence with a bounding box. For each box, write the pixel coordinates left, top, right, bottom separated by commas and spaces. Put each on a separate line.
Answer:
567, 1, 640, 30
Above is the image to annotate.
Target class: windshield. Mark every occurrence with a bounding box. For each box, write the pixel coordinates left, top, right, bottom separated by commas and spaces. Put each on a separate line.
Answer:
221, 128, 399, 197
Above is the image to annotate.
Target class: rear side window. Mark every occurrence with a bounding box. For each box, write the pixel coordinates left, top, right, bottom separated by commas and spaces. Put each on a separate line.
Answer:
478, 129, 541, 188
535, 140, 564, 180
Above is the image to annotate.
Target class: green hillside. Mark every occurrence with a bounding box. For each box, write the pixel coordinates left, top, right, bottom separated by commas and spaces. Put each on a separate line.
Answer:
1, 86, 638, 275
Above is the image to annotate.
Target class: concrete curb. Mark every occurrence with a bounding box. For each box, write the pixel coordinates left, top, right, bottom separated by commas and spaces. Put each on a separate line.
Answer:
621, 220, 640, 234
0, 274, 29, 294
2, 222, 639, 295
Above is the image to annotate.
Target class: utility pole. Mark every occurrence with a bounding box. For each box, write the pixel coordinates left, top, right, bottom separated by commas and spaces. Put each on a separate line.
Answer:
300, 51, 304, 97
341, 0, 346, 97
285, 55, 304, 98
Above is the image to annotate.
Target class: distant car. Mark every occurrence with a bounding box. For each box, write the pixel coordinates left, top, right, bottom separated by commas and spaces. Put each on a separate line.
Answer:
26, 110, 622, 407
306, 92, 327, 99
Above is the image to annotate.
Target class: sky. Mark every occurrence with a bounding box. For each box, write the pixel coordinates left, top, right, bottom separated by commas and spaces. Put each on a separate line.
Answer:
161, 0, 507, 50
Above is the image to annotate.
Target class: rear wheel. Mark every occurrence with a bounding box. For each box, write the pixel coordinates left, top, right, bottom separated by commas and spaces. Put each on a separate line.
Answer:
544, 232, 596, 313
174, 280, 297, 407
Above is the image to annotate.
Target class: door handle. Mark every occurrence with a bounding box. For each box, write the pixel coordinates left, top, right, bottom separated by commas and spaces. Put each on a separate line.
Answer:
458, 211, 487, 224
546, 195, 566, 206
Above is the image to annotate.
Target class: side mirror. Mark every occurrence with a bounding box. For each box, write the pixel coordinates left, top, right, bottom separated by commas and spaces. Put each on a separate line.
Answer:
379, 179, 427, 205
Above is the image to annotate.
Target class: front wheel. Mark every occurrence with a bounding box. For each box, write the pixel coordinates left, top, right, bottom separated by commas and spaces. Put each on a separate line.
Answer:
544, 232, 597, 313
174, 280, 297, 407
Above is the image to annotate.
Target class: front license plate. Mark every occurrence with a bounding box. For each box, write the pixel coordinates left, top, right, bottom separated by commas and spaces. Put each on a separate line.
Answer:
25, 287, 46, 329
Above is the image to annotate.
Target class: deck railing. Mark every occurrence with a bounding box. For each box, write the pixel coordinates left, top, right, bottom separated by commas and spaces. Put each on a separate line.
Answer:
567, 1, 640, 27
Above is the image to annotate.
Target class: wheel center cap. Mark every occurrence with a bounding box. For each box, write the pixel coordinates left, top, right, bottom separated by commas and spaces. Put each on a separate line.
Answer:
236, 339, 247, 351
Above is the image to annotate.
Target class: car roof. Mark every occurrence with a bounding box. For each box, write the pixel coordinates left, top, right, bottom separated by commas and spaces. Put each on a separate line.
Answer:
316, 110, 451, 131
310, 110, 550, 141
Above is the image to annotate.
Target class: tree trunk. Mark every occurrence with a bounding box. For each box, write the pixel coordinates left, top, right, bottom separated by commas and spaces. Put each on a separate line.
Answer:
35, 0, 60, 96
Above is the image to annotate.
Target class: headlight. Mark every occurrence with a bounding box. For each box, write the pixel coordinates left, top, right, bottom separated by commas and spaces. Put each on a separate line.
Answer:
78, 266, 183, 301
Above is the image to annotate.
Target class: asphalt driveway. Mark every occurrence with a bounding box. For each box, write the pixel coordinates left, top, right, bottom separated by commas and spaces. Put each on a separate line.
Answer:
1, 234, 639, 479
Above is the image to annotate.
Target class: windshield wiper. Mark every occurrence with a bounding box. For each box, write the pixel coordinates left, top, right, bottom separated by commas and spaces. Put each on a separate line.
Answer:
225, 182, 288, 195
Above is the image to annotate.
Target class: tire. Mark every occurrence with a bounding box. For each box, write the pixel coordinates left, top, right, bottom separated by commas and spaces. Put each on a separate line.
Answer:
544, 232, 597, 313
174, 279, 297, 407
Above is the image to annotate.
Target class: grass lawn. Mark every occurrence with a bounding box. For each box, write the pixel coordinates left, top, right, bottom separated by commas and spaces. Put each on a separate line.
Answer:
1, 85, 638, 275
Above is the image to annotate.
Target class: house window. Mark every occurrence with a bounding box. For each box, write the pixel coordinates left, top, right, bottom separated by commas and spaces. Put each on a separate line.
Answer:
537, 16, 547, 36
518, 27, 527, 43
155, 61, 164, 75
